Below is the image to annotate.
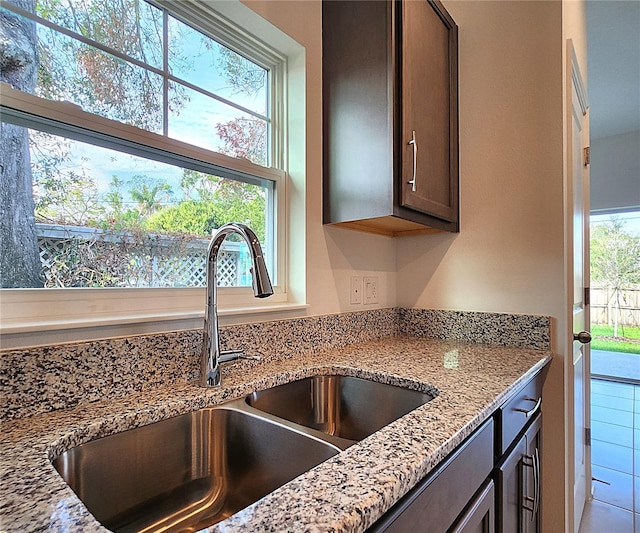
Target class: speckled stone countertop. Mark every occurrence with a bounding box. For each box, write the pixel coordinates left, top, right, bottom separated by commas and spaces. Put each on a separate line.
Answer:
1, 336, 551, 532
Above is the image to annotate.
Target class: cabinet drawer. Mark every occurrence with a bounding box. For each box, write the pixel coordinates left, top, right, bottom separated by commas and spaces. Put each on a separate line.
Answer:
369, 418, 493, 533
496, 369, 546, 456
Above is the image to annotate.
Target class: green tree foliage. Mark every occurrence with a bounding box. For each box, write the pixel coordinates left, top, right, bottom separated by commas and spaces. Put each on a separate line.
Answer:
99, 176, 140, 230
32, 132, 106, 225
144, 200, 220, 236
591, 218, 640, 336
145, 169, 266, 239
180, 168, 218, 202
35, 166, 104, 224
214, 46, 268, 166
591, 219, 640, 287
104, 176, 124, 215
127, 175, 173, 216
212, 181, 266, 241
100, 174, 177, 230
216, 117, 267, 166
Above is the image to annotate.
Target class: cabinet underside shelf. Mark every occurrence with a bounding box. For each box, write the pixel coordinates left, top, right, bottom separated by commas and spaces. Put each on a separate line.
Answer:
327, 216, 445, 238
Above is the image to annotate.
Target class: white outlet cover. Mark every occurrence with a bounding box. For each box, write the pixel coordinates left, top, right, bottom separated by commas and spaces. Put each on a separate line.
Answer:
363, 276, 379, 304
350, 276, 362, 305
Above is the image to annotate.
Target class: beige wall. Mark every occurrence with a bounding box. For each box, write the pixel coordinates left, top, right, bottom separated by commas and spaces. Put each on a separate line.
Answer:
396, 0, 564, 317
240, 0, 398, 319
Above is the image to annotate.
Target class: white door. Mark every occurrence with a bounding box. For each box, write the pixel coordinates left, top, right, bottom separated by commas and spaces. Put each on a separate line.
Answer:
567, 40, 591, 533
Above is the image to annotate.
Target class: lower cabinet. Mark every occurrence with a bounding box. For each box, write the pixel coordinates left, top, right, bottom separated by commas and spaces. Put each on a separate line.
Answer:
368, 419, 494, 533
450, 480, 495, 533
368, 364, 547, 533
495, 414, 542, 533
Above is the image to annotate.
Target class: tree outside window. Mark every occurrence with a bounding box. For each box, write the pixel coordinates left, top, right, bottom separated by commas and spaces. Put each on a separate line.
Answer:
590, 216, 640, 343
1, 0, 273, 289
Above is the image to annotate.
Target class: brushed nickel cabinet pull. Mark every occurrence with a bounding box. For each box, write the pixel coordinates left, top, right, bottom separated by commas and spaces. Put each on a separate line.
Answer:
522, 455, 536, 520
514, 397, 542, 418
533, 447, 540, 518
408, 130, 417, 192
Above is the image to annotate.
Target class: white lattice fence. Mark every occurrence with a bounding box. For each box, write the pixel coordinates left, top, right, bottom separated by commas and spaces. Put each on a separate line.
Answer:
36, 224, 245, 288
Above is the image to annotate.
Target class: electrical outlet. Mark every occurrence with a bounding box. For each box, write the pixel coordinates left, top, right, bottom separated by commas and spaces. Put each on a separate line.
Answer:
350, 276, 362, 305
364, 276, 379, 305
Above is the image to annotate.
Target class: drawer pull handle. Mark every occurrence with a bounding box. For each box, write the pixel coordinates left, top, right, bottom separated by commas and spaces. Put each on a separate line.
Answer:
514, 397, 541, 417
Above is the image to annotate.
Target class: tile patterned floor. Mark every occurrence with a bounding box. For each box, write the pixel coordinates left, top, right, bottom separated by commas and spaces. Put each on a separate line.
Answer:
579, 379, 639, 532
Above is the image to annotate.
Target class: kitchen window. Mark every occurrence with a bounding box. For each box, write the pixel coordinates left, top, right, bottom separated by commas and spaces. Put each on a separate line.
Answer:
0, 0, 301, 344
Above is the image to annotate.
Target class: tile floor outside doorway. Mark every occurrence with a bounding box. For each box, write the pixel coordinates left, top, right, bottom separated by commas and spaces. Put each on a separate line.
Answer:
579, 378, 639, 532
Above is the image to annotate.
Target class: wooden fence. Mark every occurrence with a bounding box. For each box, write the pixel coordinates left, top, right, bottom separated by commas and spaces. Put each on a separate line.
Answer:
591, 286, 640, 327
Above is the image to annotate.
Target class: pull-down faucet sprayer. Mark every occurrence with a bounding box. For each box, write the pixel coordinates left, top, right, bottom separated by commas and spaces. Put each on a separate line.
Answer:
201, 223, 273, 387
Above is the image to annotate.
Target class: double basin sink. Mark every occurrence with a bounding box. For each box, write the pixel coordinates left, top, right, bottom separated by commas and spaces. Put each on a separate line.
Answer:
54, 374, 437, 532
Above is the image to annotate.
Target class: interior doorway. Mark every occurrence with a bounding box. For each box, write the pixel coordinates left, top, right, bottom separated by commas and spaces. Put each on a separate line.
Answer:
578, 0, 640, 530
584, 212, 639, 530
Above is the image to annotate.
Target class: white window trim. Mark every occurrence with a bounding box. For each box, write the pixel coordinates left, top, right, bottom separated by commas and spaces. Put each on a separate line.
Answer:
0, 0, 307, 347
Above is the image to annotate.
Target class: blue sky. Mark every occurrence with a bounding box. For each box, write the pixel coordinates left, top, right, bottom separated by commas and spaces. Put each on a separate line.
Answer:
591, 211, 640, 236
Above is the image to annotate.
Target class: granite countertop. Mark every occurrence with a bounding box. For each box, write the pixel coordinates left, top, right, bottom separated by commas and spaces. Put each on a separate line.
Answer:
1, 335, 552, 532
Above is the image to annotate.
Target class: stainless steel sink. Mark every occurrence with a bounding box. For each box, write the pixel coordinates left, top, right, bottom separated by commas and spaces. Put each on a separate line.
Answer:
53, 405, 339, 532
246, 375, 437, 443
53, 375, 435, 531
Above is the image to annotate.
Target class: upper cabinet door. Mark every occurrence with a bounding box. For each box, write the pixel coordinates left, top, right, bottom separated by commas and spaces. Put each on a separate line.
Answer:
400, 0, 458, 223
322, 0, 459, 237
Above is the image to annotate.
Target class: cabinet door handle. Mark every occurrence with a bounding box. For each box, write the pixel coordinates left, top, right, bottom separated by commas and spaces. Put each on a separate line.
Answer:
522, 495, 535, 514
534, 447, 540, 518
514, 397, 541, 418
408, 130, 417, 192
522, 455, 536, 520
522, 448, 540, 521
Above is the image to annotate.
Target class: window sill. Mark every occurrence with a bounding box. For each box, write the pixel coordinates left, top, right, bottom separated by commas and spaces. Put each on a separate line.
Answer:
0, 302, 310, 351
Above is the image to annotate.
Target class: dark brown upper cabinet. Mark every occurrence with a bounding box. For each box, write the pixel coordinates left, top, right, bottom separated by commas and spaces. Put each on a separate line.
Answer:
323, 0, 459, 237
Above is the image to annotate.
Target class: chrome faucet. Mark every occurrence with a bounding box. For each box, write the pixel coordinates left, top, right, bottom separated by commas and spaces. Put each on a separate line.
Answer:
201, 223, 273, 387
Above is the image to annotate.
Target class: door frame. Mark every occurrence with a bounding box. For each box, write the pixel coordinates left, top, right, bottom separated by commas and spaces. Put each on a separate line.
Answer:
565, 38, 591, 533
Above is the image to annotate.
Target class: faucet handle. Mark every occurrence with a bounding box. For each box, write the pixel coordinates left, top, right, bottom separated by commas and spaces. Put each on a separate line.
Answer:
219, 349, 261, 364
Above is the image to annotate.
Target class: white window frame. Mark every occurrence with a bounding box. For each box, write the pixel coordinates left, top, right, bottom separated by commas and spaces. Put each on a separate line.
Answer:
0, 0, 306, 346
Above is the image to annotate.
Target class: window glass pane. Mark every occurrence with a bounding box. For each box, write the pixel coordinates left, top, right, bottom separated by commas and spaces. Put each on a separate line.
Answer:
0, 123, 271, 289
34, 23, 164, 131
1, 2, 279, 293
168, 14, 268, 117
33, 0, 164, 69
168, 82, 268, 166
2, 1, 271, 163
